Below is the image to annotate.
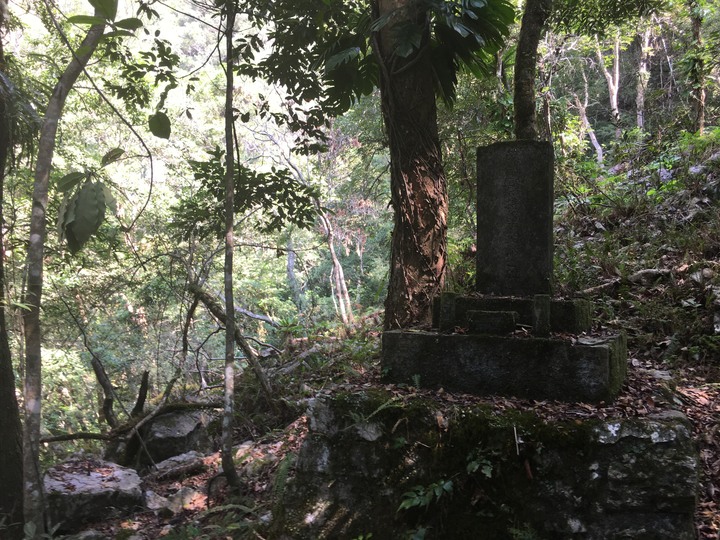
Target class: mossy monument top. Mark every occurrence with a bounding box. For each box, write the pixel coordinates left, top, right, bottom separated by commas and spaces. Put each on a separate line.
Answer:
382, 140, 628, 403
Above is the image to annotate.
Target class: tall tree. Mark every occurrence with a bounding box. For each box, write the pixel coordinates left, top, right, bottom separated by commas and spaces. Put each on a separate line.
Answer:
595, 29, 623, 138
21, 6, 107, 534
635, 24, 652, 130
241, 0, 513, 329
687, 0, 706, 133
514, 0, 667, 143
514, 0, 553, 140
221, 0, 240, 490
0, 9, 24, 537
372, 0, 448, 328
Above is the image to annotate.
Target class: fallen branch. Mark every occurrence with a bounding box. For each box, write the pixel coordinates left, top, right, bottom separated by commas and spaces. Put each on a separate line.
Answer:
40, 432, 111, 443
144, 458, 207, 482
581, 268, 672, 297
189, 283, 277, 412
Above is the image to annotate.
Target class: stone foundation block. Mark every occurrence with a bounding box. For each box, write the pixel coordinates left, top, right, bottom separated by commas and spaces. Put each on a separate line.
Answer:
381, 330, 627, 403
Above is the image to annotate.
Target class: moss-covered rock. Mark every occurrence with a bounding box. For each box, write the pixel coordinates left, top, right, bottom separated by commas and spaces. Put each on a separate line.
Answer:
272, 392, 697, 539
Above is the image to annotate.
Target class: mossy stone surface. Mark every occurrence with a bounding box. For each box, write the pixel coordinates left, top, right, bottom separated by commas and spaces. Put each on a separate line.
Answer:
274, 391, 697, 540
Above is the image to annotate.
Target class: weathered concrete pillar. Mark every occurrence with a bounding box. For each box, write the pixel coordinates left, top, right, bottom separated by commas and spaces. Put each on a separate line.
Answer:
476, 141, 554, 296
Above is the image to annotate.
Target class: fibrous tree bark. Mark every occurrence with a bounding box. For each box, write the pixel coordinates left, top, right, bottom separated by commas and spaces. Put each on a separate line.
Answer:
514, 0, 553, 140
372, 0, 448, 330
21, 11, 106, 534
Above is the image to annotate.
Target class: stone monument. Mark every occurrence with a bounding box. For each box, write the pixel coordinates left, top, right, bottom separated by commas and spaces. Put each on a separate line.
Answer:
382, 141, 627, 403
275, 142, 696, 539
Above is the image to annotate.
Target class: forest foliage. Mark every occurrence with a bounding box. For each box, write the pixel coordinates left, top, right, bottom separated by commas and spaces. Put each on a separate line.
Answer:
1, 0, 720, 536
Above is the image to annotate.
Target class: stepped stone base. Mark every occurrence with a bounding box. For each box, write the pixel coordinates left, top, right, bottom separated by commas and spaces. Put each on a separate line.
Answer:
382, 330, 627, 403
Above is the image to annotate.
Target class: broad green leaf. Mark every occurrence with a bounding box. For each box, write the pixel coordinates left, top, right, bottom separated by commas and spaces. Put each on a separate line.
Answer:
57, 171, 86, 193
114, 17, 143, 30
89, 0, 117, 21
370, 12, 393, 32
148, 111, 171, 139
64, 182, 106, 253
325, 47, 361, 72
67, 15, 106, 25
101, 147, 124, 166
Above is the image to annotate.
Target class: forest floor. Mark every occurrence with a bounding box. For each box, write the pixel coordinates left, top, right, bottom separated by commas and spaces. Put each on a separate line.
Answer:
70, 151, 720, 539
74, 342, 719, 540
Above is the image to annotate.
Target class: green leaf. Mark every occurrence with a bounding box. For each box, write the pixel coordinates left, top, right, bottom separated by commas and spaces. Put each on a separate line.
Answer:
89, 0, 117, 21
325, 47, 361, 72
57, 172, 86, 193
100, 30, 134, 40
392, 21, 423, 58
148, 111, 171, 139
113, 17, 143, 30
101, 147, 124, 166
67, 15, 106, 25
64, 182, 107, 253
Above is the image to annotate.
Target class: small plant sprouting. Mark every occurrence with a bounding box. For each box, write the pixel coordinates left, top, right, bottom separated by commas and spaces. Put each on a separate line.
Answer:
398, 479, 454, 512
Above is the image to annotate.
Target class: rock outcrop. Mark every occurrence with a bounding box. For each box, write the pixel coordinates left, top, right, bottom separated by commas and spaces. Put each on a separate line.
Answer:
45, 458, 143, 533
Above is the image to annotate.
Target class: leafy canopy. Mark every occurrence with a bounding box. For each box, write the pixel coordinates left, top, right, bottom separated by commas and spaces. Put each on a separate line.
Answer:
170, 147, 319, 240
551, 0, 668, 35
237, 0, 515, 149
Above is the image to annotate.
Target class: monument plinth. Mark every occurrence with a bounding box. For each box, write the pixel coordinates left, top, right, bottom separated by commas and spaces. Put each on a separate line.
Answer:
382, 141, 627, 403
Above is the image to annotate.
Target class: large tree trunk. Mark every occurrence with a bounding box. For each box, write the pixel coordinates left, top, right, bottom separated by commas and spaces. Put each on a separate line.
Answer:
513, 0, 553, 140
221, 0, 240, 491
372, 0, 448, 330
21, 13, 106, 535
0, 27, 24, 538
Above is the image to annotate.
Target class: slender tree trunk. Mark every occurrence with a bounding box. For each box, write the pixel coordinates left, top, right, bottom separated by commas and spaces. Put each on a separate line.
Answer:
90, 356, 119, 428
595, 30, 622, 138
221, 0, 240, 490
372, 0, 448, 330
318, 210, 353, 325
21, 14, 106, 535
0, 24, 24, 538
513, 0, 553, 140
688, 1, 705, 134
575, 70, 604, 165
188, 284, 275, 408
285, 237, 304, 310
636, 26, 651, 130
